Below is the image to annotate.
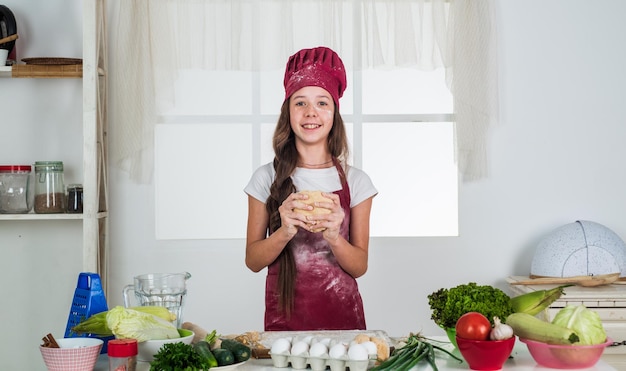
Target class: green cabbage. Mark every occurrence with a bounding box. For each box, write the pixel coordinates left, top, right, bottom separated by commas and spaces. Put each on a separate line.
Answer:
106, 306, 180, 342
551, 305, 606, 345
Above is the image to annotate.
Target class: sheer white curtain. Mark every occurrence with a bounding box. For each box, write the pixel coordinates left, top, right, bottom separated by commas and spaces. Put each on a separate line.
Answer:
109, 0, 498, 183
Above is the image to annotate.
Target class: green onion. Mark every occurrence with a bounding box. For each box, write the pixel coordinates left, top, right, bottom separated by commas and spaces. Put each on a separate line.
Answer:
370, 333, 463, 371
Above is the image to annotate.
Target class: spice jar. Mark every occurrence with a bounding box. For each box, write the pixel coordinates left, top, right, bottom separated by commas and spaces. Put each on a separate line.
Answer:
34, 161, 65, 214
108, 339, 138, 371
66, 184, 83, 213
0, 165, 33, 213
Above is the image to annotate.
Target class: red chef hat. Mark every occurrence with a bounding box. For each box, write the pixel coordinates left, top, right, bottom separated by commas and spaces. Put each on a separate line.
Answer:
283, 46, 347, 108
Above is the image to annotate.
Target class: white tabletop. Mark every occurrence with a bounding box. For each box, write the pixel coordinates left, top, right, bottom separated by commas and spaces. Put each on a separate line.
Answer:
95, 336, 617, 371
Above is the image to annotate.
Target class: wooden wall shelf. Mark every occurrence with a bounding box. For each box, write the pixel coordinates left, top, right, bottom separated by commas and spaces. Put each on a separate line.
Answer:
10, 64, 83, 78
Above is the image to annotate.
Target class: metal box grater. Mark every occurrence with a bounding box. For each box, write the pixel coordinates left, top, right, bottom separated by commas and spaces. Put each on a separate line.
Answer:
64, 272, 113, 353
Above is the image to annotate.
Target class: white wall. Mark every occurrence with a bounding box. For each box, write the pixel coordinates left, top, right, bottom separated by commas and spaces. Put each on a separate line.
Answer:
2, 1, 626, 369
0, 1, 86, 370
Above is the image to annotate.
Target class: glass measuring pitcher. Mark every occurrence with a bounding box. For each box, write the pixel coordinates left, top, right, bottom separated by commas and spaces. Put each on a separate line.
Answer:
123, 272, 191, 329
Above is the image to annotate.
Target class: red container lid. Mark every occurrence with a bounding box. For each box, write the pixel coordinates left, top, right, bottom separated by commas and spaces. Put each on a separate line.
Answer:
0, 165, 32, 172
107, 339, 138, 357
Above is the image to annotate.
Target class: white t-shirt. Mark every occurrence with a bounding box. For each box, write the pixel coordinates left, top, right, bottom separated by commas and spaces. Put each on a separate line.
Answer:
244, 163, 377, 208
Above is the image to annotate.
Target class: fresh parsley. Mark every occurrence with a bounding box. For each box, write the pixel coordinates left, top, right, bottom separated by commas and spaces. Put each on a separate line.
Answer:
150, 342, 211, 371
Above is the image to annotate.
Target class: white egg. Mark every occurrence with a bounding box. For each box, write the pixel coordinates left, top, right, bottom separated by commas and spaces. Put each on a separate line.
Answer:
361, 341, 378, 356
290, 340, 310, 356
270, 338, 291, 355
329, 343, 348, 359
348, 344, 369, 361
309, 342, 329, 358
300, 335, 314, 345
318, 337, 332, 347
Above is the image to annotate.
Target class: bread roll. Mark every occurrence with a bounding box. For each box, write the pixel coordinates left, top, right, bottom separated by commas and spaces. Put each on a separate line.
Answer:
370, 337, 391, 361
353, 333, 371, 344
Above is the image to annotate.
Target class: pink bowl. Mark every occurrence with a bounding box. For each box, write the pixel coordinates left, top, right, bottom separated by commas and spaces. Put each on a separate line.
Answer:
40, 337, 103, 371
521, 338, 612, 369
456, 336, 516, 371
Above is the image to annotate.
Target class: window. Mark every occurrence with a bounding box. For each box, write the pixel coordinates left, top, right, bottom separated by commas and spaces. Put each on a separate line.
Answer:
360, 68, 457, 237
145, 0, 462, 239
155, 64, 457, 239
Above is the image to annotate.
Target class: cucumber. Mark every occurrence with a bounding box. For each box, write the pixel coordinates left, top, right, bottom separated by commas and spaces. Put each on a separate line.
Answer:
194, 340, 218, 368
213, 348, 235, 366
220, 338, 251, 362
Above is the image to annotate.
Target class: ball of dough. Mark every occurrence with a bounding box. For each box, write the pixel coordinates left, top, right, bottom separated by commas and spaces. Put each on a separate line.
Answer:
294, 190, 332, 232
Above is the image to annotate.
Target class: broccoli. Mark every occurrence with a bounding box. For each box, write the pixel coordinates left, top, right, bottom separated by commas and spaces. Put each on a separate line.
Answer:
427, 282, 514, 329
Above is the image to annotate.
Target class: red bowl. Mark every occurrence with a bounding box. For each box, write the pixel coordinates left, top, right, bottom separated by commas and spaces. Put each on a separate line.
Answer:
521, 338, 612, 369
456, 336, 516, 371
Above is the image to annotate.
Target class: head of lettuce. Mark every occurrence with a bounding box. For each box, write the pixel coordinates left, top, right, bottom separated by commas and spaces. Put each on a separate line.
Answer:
552, 305, 607, 345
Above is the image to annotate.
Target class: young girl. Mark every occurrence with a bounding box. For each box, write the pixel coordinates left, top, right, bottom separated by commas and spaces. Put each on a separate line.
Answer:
244, 46, 377, 331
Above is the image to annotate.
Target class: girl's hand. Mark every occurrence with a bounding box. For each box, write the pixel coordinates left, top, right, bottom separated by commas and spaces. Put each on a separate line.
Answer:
305, 192, 344, 241
279, 192, 313, 238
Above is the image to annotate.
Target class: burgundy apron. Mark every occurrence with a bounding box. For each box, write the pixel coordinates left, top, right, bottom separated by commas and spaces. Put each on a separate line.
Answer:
264, 163, 366, 331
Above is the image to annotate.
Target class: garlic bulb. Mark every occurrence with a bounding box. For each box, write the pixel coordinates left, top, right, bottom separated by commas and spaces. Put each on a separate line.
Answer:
490, 316, 514, 340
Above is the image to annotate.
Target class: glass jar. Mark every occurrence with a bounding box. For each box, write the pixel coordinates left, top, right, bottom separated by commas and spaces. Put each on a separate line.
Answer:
0, 165, 33, 213
34, 161, 65, 214
108, 339, 137, 371
66, 184, 83, 213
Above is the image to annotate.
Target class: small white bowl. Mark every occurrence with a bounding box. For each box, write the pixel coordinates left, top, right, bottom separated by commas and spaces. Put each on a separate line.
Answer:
137, 328, 194, 362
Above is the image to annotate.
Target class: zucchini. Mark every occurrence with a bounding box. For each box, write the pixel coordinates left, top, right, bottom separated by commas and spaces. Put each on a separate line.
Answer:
213, 348, 235, 366
194, 340, 218, 368
220, 338, 251, 362
506, 312, 580, 344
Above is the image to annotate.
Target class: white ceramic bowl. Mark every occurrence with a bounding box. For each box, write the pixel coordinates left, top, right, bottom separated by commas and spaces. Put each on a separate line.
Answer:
40, 337, 103, 371
137, 328, 194, 362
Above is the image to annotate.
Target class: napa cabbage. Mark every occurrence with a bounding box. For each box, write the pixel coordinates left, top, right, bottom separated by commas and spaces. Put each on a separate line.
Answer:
106, 306, 180, 341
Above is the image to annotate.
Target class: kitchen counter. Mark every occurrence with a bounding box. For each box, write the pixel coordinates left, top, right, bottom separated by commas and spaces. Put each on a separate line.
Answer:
94, 336, 618, 370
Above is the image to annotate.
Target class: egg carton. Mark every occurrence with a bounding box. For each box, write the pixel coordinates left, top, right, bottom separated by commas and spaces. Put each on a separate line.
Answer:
255, 330, 392, 357
269, 353, 374, 371
264, 330, 391, 370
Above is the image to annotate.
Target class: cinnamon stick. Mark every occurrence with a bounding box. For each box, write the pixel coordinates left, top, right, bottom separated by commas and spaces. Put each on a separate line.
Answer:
41, 333, 60, 348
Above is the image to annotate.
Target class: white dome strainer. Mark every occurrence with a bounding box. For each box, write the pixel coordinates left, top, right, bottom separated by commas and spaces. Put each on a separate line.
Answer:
530, 220, 626, 278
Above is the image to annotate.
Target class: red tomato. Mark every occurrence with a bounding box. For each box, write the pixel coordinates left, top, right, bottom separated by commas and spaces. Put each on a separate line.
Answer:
455, 312, 491, 340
